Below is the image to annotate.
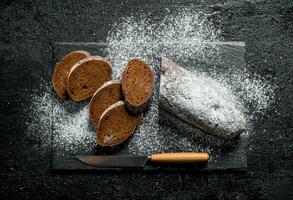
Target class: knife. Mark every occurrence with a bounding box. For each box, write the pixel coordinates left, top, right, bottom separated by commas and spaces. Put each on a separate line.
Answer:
76, 152, 209, 168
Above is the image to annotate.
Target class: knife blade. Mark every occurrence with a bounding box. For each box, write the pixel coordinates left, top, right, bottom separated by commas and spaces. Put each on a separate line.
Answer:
76, 152, 209, 168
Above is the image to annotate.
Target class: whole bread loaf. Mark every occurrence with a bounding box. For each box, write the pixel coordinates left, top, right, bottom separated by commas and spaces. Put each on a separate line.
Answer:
96, 101, 142, 147
160, 57, 246, 140
52, 50, 90, 99
67, 56, 112, 101
121, 59, 154, 114
89, 80, 122, 126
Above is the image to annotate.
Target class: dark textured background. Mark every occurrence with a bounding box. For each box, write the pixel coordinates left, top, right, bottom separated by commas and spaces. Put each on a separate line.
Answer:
0, 0, 292, 199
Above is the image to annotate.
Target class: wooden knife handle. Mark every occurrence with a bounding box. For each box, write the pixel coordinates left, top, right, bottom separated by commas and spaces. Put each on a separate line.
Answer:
149, 152, 209, 163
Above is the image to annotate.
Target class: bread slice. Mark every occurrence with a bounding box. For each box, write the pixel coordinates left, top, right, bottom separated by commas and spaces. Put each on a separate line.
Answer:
97, 101, 142, 147
67, 56, 112, 101
52, 50, 90, 99
89, 80, 122, 126
121, 59, 154, 114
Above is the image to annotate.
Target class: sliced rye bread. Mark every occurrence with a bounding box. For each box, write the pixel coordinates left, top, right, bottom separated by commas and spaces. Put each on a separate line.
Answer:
121, 59, 154, 114
67, 56, 112, 101
96, 101, 142, 147
89, 80, 122, 126
52, 50, 90, 99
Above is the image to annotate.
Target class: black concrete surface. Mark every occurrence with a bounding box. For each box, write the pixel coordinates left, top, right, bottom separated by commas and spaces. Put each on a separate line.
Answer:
0, 0, 292, 199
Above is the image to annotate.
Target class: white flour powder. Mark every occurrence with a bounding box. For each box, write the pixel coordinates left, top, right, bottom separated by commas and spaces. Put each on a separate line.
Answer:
106, 9, 221, 77
24, 8, 275, 155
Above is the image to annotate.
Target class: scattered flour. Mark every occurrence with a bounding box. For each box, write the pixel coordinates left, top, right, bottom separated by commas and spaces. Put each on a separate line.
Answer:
106, 9, 221, 77
24, 8, 275, 155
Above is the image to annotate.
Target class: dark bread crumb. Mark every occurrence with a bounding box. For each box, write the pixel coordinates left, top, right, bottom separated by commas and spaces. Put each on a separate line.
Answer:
52, 50, 90, 99
121, 59, 154, 114
67, 56, 112, 101
89, 80, 122, 126
96, 101, 142, 147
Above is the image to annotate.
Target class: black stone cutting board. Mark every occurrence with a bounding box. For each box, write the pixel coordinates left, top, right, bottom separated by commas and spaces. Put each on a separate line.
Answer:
51, 42, 247, 171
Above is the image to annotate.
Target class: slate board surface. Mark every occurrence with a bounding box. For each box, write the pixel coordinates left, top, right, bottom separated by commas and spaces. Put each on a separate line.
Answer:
52, 42, 247, 171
